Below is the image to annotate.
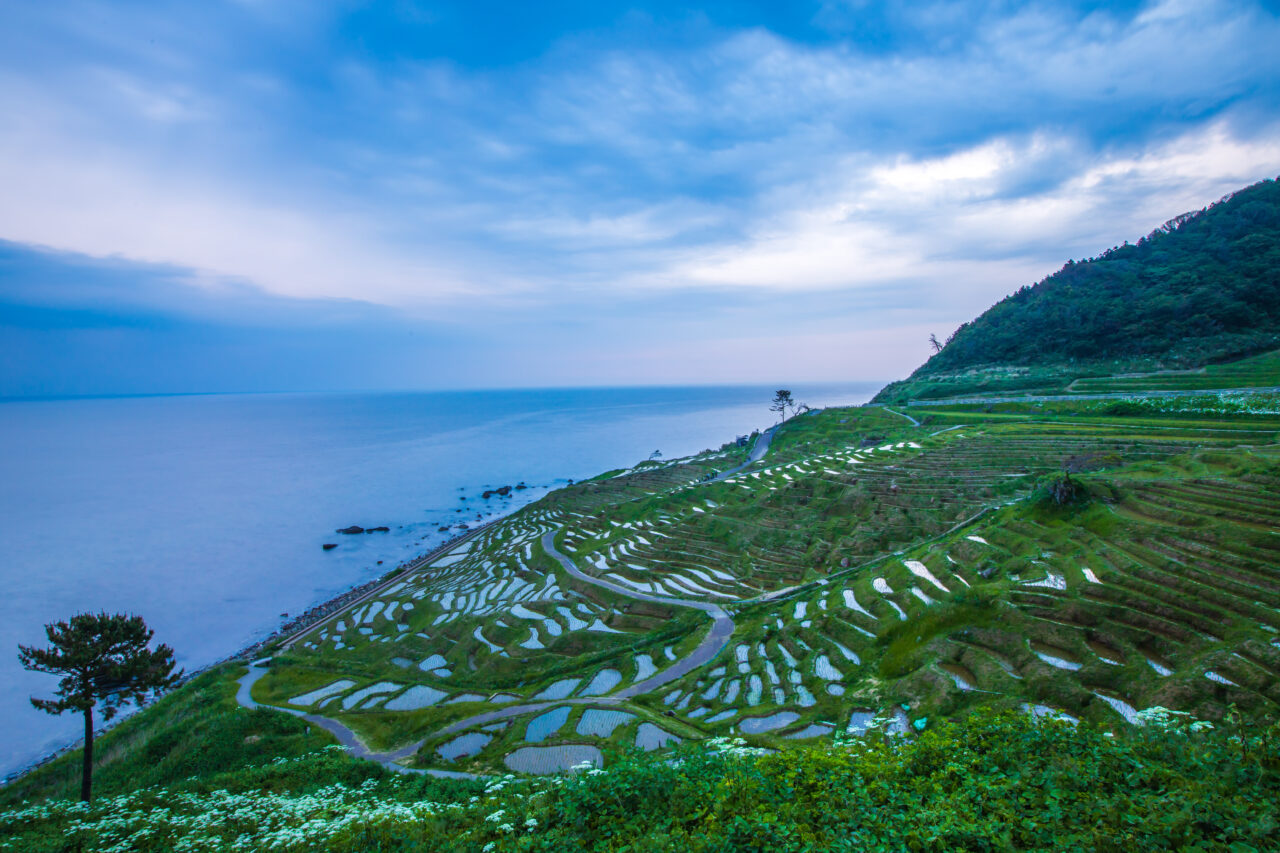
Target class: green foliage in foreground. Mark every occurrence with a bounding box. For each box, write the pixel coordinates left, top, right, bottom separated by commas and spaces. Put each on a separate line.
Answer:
4, 710, 1277, 852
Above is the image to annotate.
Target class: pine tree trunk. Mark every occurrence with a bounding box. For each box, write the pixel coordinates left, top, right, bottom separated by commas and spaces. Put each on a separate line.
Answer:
81, 705, 93, 803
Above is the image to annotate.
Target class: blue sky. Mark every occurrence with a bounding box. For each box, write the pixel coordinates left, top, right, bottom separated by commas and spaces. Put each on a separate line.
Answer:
2, 0, 1279, 396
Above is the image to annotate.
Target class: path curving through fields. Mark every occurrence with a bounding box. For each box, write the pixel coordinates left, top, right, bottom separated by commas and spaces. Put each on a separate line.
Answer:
234, 526, 740, 775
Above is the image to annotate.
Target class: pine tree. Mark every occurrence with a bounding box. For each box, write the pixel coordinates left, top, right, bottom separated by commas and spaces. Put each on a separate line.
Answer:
770, 389, 794, 422
19, 612, 181, 801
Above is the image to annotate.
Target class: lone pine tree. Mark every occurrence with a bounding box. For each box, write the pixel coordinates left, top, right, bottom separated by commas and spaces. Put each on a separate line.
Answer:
19, 612, 181, 801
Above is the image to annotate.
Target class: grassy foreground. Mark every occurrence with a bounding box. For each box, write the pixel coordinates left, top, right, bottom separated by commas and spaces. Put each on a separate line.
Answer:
2, 709, 1276, 852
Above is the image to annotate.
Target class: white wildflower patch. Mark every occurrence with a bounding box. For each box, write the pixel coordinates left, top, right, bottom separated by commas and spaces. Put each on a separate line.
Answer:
1134, 705, 1215, 734
0, 750, 511, 852
1, 781, 453, 852
703, 736, 770, 757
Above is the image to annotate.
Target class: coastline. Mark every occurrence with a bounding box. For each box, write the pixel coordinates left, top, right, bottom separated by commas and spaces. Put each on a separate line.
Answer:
2, 388, 874, 786
1, 499, 526, 787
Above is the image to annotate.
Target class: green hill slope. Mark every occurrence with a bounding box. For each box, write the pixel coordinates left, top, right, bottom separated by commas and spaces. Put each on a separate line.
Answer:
877, 178, 1280, 403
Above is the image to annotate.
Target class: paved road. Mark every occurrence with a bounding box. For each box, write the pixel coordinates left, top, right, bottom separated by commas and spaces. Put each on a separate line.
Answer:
711, 426, 775, 482
234, 661, 480, 779
544, 532, 735, 698
428, 532, 735, 735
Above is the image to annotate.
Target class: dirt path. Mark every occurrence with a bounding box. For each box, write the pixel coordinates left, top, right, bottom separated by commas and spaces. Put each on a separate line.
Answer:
883, 407, 922, 427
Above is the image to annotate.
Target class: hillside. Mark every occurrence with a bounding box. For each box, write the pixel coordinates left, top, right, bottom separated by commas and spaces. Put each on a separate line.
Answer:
6, 385, 1279, 849
876, 178, 1280, 403
6, 198, 1280, 850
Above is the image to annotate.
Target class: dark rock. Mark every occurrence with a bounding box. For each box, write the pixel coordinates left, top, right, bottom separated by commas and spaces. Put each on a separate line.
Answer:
496, 485, 512, 496
322, 543, 338, 550
515, 482, 527, 490
366, 526, 390, 533
337, 525, 364, 535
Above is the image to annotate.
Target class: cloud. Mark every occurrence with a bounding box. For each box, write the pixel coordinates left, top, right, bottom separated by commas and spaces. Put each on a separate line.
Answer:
1, 0, 1278, 393
661, 120, 1280, 305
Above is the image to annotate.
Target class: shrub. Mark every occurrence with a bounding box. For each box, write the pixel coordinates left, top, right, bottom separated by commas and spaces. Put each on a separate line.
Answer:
7, 709, 1276, 852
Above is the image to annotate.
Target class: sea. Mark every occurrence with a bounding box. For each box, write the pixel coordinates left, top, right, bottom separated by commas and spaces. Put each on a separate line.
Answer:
0, 382, 879, 780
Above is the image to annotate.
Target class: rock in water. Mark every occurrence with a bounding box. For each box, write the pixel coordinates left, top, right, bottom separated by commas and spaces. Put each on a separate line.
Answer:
322, 543, 338, 550
337, 525, 365, 534
366, 526, 390, 533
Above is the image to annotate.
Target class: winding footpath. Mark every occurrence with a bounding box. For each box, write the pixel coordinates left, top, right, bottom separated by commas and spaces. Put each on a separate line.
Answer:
234, 436, 768, 775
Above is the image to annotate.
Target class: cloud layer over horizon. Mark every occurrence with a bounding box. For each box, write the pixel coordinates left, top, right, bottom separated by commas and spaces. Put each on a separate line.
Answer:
3, 0, 1279, 396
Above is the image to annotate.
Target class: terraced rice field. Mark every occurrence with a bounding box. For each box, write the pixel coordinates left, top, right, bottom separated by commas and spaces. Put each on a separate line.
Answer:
1069, 348, 1280, 393
244, 399, 1280, 775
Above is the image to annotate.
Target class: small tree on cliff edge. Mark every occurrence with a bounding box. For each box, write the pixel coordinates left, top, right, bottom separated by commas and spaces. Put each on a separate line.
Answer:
770, 389, 794, 422
19, 612, 181, 801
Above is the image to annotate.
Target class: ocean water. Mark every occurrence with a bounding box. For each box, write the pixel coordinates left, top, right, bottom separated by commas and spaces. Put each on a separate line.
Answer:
0, 382, 878, 779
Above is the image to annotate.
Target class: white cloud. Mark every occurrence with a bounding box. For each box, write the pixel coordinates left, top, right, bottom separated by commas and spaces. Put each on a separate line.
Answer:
0, 78, 506, 307
658, 119, 1280, 304
0, 0, 1277, 349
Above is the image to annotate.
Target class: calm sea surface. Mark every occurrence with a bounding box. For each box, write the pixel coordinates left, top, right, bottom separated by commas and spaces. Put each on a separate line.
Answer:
0, 383, 878, 778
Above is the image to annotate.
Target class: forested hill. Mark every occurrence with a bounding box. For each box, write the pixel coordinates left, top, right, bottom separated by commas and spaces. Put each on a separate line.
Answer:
916, 178, 1280, 375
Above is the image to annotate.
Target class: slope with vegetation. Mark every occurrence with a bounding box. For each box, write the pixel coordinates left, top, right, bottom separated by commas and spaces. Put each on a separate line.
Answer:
877, 177, 1280, 403
5, 183, 1280, 851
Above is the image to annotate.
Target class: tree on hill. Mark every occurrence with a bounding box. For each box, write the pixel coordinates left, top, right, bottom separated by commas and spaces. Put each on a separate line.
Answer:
19, 612, 181, 801
770, 389, 795, 422
912, 178, 1280, 375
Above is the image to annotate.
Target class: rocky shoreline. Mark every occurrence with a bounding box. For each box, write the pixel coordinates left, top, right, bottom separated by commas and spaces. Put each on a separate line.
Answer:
238, 520, 498, 659
3, 506, 512, 786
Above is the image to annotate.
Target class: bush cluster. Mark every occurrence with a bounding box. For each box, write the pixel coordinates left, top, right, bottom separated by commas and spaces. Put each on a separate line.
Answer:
3, 709, 1277, 852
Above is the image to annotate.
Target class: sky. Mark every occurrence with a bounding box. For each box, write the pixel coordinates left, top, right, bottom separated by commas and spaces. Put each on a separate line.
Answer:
2, 0, 1279, 397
